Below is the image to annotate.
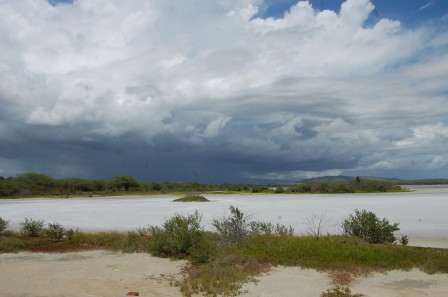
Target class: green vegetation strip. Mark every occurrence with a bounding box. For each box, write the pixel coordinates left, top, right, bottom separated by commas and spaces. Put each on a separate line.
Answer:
2, 208, 448, 297
1, 172, 407, 198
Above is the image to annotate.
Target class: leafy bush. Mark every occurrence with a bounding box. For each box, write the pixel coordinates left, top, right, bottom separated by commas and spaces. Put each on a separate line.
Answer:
399, 235, 409, 246
149, 210, 208, 260
342, 209, 399, 244
0, 217, 9, 235
213, 206, 249, 244
20, 218, 45, 237
45, 222, 66, 241
65, 228, 81, 240
249, 221, 294, 236
213, 206, 294, 244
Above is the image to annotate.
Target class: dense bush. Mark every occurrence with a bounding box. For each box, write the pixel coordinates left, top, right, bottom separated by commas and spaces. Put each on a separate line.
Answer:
20, 218, 45, 237
342, 209, 399, 244
0, 217, 9, 235
45, 222, 66, 241
149, 211, 212, 262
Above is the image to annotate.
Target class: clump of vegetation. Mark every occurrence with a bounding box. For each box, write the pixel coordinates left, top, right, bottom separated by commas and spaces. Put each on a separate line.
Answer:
399, 234, 409, 246
65, 228, 81, 241
20, 218, 45, 237
321, 286, 364, 297
0, 217, 9, 235
321, 270, 364, 297
148, 211, 214, 263
135, 225, 151, 236
173, 194, 210, 202
212, 206, 294, 245
290, 178, 403, 194
45, 222, 66, 241
180, 260, 255, 297
212, 206, 248, 245
342, 209, 399, 244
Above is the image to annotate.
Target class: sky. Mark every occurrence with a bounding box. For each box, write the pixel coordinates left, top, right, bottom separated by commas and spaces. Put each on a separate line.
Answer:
0, 0, 447, 183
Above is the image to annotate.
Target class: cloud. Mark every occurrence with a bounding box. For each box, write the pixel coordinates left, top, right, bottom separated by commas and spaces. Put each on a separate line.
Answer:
0, 0, 447, 182
419, 2, 434, 11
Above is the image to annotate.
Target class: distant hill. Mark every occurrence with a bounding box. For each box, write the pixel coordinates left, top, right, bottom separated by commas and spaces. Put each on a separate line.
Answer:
299, 176, 447, 184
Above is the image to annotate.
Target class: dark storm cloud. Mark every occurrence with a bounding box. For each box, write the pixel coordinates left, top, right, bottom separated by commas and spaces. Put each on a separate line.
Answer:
0, 0, 448, 182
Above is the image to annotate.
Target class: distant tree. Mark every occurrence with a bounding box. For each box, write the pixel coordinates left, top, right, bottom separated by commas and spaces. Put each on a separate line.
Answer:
16, 172, 57, 194
110, 176, 141, 191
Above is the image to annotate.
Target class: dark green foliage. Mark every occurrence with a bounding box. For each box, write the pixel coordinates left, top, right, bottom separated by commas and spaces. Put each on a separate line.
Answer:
399, 235, 409, 246
0, 217, 9, 235
20, 218, 45, 237
65, 228, 81, 241
290, 179, 402, 194
173, 194, 210, 202
0, 236, 37, 252
109, 175, 141, 191
149, 211, 210, 261
16, 172, 57, 195
45, 222, 66, 241
342, 209, 399, 244
232, 235, 448, 274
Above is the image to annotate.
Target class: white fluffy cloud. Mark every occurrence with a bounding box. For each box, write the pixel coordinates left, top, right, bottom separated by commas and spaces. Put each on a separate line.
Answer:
0, 0, 447, 181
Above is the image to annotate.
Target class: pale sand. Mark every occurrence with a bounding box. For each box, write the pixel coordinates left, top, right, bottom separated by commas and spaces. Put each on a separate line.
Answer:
408, 237, 448, 249
1, 251, 448, 297
0, 251, 186, 297
242, 267, 448, 297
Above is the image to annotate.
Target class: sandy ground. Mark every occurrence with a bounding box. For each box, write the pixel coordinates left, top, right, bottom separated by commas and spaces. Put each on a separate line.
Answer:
242, 267, 448, 297
0, 251, 186, 297
1, 251, 447, 297
408, 237, 448, 249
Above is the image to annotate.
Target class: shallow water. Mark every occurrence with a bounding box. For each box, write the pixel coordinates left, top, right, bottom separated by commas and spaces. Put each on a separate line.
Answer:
1, 186, 447, 238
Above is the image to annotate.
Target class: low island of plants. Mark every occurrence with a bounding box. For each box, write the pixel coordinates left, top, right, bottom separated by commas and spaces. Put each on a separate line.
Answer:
173, 194, 210, 202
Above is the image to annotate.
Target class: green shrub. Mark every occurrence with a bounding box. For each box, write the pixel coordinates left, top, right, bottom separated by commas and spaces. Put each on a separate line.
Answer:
188, 235, 217, 263
136, 225, 151, 236
20, 218, 45, 237
45, 222, 66, 241
0, 217, 9, 235
399, 235, 409, 246
149, 210, 206, 259
213, 206, 294, 244
342, 209, 399, 244
65, 228, 81, 241
212, 206, 248, 245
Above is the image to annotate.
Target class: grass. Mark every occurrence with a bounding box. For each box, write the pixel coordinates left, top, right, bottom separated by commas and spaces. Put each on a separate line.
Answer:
1, 229, 448, 296
0, 231, 153, 253
230, 235, 448, 274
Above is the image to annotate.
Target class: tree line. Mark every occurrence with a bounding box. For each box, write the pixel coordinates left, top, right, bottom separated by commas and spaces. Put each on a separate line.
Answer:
0, 172, 269, 197
0, 172, 402, 198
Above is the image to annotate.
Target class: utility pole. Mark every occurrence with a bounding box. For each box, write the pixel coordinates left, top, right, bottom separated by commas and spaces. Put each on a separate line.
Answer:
68, 168, 71, 197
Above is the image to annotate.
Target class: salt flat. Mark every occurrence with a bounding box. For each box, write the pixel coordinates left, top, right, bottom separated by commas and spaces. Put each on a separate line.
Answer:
1, 186, 447, 247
